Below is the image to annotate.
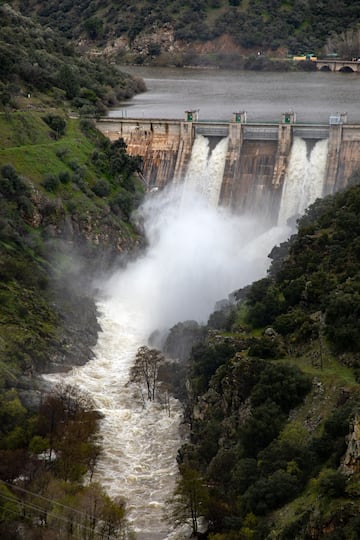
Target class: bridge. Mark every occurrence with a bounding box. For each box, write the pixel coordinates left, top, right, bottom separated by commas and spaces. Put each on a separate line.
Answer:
316, 59, 360, 73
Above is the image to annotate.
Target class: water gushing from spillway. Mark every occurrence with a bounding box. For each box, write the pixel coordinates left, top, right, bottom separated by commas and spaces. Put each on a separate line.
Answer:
277, 137, 329, 226
183, 135, 229, 206
44, 148, 295, 538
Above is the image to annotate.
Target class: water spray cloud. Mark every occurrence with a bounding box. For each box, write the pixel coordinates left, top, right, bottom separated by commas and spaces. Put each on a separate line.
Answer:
102, 185, 290, 335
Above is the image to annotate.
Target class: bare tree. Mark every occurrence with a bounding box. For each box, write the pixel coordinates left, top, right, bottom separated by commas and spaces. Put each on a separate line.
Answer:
129, 346, 165, 402
326, 26, 360, 59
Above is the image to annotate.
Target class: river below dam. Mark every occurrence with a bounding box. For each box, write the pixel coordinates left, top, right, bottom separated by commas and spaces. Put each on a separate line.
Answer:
46, 185, 291, 539
112, 66, 360, 123
45, 67, 350, 538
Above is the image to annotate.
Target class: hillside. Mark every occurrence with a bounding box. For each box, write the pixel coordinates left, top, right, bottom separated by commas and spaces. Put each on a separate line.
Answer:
168, 178, 360, 539
0, 108, 145, 381
1, 1, 360, 537
0, 109, 145, 537
0, 3, 145, 114
17, 0, 360, 65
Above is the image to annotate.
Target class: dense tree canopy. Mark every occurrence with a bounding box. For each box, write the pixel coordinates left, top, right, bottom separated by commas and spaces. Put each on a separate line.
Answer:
0, 4, 145, 113
177, 183, 360, 538
18, 0, 360, 57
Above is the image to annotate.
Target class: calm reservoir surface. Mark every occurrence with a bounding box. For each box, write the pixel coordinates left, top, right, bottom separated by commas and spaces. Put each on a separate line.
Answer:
111, 66, 360, 123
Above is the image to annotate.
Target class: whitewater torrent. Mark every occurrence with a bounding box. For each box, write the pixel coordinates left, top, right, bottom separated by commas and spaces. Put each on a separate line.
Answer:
44, 136, 293, 539
182, 135, 229, 206
47, 297, 184, 540
277, 137, 329, 226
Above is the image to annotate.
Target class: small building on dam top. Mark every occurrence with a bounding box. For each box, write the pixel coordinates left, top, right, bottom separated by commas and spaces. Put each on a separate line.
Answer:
96, 111, 360, 225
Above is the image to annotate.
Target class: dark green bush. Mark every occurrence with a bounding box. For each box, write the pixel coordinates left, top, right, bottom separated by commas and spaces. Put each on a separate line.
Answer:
42, 174, 60, 192
248, 335, 284, 358
91, 178, 111, 197
42, 114, 66, 138
241, 400, 286, 457
245, 279, 285, 328
318, 469, 346, 498
242, 470, 300, 515
58, 171, 71, 184
251, 363, 311, 413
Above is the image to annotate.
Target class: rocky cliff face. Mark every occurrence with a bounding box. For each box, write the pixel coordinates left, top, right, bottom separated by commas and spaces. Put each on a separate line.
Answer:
2, 174, 142, 410
342, 414, 360, 475
28, 183, 142, 371
30, 185, 141, 260
91, 25, 247, 62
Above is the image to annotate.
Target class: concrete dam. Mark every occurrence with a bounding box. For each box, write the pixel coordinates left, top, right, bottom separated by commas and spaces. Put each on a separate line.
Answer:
96, 112, 360, 224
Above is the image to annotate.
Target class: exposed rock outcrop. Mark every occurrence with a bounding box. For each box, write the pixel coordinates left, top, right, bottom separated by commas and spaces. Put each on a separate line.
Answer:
341, 413, 360, 475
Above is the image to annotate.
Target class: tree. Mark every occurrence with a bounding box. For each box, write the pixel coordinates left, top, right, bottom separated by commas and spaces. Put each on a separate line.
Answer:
0, 483, 20, 523
167, 466, 209, 536
42, 114, 66, 139
129, 346, 164, 402
58, 64, 80, 100
84, 17, 104, 40
327, 27, 360, 59
318, 469, 346, 498
92, 178, 111, 198
37, 384, 101, 480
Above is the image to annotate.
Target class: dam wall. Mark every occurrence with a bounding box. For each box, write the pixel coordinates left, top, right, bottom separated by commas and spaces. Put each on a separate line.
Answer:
96, 115, 360, 220
96, 118, 192, 188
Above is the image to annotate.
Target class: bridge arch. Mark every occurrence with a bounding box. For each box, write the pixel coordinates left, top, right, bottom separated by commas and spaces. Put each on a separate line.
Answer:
339, 65, 354, 72
315, 59, 360, 72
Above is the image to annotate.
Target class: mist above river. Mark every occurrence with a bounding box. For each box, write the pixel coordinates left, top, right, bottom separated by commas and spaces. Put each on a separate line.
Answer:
48, 186, 291, 539
102, 185, 290, 336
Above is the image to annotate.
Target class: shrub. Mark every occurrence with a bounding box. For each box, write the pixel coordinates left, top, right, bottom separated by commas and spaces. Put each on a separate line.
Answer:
42, 174, 60, 192
0, 166, 31, 200
91, 178, 111, 197
241, 400, 286, 457
1, 164, 17, 180
251, 363, 311, 413
242, 470, 300, 515
318, 469, 346, 498
245, 279, 285, 328
55, 147, 69, 159
17, 195, 34, 218
58, 171, 71, 184
42, 114, 66, 138
273, 309, 307, 336
248, 335, 284, 359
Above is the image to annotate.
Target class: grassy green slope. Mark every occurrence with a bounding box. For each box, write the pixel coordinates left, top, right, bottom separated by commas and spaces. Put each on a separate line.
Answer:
0, 110, 144, 380
0, 112, 98, 182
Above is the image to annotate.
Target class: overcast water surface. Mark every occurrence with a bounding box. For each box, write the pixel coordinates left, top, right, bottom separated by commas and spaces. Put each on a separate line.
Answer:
111, 66, 360, 124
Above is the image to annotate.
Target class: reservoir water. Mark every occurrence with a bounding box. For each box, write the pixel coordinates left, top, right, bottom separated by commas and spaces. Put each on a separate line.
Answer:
111, 66, 360, 123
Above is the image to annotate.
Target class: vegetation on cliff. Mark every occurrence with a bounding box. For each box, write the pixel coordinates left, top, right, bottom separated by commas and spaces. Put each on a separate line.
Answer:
0, 108, 144, 537
0, 3, 145, 114
17, 0, 360, 64
171, 180, 360, 539
0, 4, 147, 536
1, 1, 360, 536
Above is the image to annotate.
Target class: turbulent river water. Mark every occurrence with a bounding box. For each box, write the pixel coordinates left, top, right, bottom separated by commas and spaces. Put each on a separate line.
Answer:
45, 67, 337, 538
46, 187, 292, 539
